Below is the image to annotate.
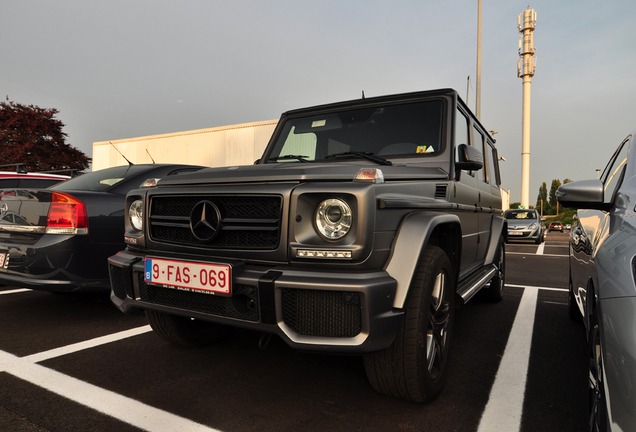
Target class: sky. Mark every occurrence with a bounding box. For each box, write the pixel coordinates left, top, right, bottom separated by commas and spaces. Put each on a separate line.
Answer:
1, 0, 635, 203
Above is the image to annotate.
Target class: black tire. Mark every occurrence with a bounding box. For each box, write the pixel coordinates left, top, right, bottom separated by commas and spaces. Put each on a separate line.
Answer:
146, 310, 231, 347
481, 239, 505, 302
363, 246, 454, 402
589, 313, 608, 432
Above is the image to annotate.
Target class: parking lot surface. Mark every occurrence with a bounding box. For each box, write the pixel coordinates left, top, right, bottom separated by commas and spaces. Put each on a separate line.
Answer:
0, 231, 587, 432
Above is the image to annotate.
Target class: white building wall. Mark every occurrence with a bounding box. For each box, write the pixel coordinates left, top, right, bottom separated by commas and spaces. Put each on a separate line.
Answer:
92, 120, 278, 171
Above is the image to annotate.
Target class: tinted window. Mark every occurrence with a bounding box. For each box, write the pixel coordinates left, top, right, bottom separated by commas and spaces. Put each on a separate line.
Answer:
455, 109, 474, 176
505, 210, 538, 220
0, 179, 20, 188
600, 137, 630, 202
472, 125, 487, 182
20, 178, 65, 188
51, 165, 153, 192
269, 100, 445, 161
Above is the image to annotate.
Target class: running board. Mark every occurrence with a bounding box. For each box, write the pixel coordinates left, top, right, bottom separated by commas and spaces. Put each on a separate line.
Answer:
456, 265, 498, 306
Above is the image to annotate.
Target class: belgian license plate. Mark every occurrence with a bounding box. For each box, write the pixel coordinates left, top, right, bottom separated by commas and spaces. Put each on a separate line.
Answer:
509, 231, 523, 236
144, 258, 231, 295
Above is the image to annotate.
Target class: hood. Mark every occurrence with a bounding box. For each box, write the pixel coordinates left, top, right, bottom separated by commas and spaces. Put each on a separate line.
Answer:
158, 162, 449, 187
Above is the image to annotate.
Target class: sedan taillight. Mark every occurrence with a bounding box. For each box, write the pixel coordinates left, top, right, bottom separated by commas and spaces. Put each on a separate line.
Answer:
45, 192, 88, 234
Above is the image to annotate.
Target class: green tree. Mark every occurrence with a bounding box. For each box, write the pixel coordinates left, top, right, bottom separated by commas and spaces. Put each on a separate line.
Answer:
549, 179, 562, 207
0, 98, 90, 173
536, 182, 548, 213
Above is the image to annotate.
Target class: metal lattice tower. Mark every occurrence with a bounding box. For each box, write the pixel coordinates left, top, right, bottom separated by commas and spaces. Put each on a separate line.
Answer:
517, 8, 537, 209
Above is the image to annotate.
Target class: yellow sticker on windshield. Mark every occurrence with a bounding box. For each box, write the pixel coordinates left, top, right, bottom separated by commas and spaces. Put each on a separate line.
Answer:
312, 120, 326, 128
417, 145, 426, 153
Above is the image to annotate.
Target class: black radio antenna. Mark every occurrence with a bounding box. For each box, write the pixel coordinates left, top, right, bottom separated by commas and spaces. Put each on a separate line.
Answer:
146, 148, 156, 164
109, 141, 133, 166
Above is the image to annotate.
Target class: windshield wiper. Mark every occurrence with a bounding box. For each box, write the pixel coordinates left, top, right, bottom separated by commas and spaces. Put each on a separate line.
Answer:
324, 151, 392, 166
268, 155, 312, 163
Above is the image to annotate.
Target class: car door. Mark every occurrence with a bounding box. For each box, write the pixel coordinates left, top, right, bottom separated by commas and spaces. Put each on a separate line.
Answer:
570, 136, 630, 327
454, 107, 480, 273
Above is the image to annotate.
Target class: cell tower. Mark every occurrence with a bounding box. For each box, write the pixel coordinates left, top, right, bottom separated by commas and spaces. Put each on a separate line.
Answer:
517, 7, 537, 209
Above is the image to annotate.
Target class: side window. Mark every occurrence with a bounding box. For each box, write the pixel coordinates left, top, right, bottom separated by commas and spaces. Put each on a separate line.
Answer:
600, 137, 630, 202
487, 144, 498, 186
455, 109, 473, 176
472, 126, 487, 183
492, 147, 502, 186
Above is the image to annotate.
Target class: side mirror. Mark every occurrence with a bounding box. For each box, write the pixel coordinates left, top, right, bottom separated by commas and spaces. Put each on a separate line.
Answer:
556, 179, 609, 211
455, 144, 483, 171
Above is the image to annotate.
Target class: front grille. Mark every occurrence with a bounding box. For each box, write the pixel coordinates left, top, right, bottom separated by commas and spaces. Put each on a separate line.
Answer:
281, 289, 362, 338
109, 265, 126, 300
139, 274, 259, 322
149, 195, 282, 249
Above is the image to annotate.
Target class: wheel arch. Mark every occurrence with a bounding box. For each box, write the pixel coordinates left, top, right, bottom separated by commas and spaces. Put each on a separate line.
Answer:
385, 212, 461, 310
484, 215, 507, 266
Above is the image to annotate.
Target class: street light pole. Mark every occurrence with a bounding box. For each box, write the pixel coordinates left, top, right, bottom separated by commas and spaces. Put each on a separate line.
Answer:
476, 0, 482, 120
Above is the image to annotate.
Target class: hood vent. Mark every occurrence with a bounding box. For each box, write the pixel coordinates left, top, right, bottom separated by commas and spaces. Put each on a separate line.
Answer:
435, 184, 447, 199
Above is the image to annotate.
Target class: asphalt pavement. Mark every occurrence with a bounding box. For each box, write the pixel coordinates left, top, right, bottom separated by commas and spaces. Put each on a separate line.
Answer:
0, 230, 588, 432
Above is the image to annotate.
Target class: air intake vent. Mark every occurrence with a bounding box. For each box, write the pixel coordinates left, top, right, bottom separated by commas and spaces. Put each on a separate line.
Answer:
435, 185, 447, 199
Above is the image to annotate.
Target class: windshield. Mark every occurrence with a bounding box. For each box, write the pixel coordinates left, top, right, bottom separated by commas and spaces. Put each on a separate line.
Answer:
505, 210, 538, 220
51, 165, 151, 192
266, 100, 444, 163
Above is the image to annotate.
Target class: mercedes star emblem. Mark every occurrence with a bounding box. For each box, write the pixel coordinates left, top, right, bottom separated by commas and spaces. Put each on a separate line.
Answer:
189, 200, 221, 242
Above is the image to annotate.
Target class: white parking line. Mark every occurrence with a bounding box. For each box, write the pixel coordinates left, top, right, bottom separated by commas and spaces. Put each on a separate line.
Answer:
0, 288, 32, 295
477, 287, 538, 432
0, 350, 221, 432
507, 252, 568, 258
24, 325, 153, 363
0, 325, 222, 432
536, 242, 545, 255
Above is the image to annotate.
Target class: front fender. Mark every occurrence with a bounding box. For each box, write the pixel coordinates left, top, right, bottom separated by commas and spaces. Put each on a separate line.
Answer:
385, 212, 461, 309
484, 215, 506, 266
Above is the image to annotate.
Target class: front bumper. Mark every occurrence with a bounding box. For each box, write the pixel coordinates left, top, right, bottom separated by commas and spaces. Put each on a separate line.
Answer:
507, 226, 543, 241
108, 250, 403, 354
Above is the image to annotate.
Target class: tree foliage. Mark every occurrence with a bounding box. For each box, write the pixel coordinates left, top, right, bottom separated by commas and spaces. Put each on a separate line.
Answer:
535, 182, 548, 210
549, 179, 562, 207
0, 98, 90, 173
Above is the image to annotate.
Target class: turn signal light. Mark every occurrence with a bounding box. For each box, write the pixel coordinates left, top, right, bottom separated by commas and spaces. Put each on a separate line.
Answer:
45, 192, 88, 234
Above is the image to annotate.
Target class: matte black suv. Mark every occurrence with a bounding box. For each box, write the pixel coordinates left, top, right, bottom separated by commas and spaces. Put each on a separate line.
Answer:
108, 88, 506, 402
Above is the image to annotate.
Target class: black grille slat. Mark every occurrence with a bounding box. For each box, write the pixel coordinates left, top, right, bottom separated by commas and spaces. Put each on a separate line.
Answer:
281, 289, 362, 338
149, 195, 282, 249
109, 265, 126, 300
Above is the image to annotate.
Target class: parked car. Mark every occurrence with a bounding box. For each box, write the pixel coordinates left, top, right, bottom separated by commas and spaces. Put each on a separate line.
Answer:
504, 208, 544, 244
0, 164, 204, 292
109, 88, 506, 403
548, 221, 563, 232
0, 170, 70, 188
557, 131, 636, 432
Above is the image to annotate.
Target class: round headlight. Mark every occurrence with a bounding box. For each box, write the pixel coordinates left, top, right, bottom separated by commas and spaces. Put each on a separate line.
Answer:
129, 200, 144, 231
315, 198, 352, 240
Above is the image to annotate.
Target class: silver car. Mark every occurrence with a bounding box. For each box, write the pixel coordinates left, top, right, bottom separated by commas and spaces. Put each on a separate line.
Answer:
557, 131, 636, 432
504, 208, 544, 244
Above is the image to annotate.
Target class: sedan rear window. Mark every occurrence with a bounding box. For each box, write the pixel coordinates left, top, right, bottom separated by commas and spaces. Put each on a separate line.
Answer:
51, 165, 154, 192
